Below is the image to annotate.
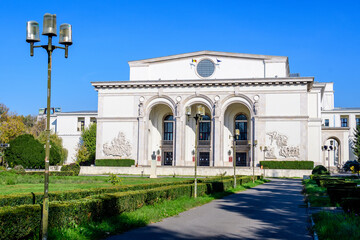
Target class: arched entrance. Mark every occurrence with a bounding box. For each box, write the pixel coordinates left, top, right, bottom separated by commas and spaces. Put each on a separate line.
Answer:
223, 103, 251, 166
323, 137, 341, 168
184, 104, 212, 166
148, 104, 175, 166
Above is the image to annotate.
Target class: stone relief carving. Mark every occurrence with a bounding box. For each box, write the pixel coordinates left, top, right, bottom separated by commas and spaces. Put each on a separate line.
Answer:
265, 131, 300, 159
279, 146, 300, 158
265, 147, 276, 159
267, 131, 288, 147
103, 132, 132, 158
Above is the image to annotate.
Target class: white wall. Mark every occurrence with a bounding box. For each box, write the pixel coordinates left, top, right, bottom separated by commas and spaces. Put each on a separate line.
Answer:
130, 55, 288, 81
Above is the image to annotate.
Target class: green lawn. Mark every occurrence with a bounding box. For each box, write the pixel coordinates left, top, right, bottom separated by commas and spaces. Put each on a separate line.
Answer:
0, 171, 192, 195
313, 211, 360, 240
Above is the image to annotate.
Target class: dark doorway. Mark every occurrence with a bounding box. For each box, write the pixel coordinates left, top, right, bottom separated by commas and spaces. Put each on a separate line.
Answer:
199, 152, 210, 166
163, 151, 173, 166
236, 152, 247, 166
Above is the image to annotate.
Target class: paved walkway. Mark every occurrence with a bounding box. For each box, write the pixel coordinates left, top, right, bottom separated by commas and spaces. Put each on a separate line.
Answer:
106, 179, 311, 240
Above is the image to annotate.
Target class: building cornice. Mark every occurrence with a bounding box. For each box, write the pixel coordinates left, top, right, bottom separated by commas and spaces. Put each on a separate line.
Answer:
91, 77, 314, 91
322, 127, 350, 131
322, 108, 360, 114
128, 50, 288, 65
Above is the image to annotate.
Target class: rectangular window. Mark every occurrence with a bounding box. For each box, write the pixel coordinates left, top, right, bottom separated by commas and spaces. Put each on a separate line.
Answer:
341, 117, 348, 127
324, 119, 329, 127
90, 117, 96, 124
356, 117, 360, 127
77, 117, 85, 132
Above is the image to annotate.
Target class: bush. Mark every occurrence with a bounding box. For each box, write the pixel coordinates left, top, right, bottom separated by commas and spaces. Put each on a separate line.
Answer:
0, 175, 260, 239
20, 171, 74, 176
260, 160, 314, 169
312, 165, 329, 175
0, 179, 194, 207
61, 163, 80, 176
343, 160, 360, 172
4, 134, 61, 168
12, 165, 25, 173
95, 159, 135, 167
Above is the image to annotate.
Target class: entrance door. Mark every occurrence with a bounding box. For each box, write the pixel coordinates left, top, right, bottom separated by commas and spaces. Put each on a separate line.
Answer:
163, 152, 173, 166
236, 152, 247, 166
199, 152, 210, 166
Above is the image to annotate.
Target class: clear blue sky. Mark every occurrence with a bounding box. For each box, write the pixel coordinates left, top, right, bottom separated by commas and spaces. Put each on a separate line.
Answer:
1, 0, 359, 116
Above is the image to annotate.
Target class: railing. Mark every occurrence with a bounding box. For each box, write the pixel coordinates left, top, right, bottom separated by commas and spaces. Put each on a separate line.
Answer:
199, 140, 211, 146
162, 140, 173, 146
236, 140, 249, 145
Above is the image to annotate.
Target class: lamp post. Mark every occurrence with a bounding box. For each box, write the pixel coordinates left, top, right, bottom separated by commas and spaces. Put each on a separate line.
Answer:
186, 105, 205, 198
26, 13, 72, 240
233, 129, 240, 188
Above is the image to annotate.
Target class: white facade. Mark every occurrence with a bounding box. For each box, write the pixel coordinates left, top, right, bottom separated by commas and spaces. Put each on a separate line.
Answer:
92, 50, 351, 169
39, 111, 97, 164
48, 51, 359, 169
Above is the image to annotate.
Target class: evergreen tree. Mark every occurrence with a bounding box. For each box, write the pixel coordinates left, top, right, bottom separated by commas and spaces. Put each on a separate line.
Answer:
76, 123, 96, 165
353, 125, 360, 161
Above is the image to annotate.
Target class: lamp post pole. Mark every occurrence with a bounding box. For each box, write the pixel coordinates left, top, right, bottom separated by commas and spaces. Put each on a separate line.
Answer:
233, 129, 239, 188
26, 14, 72, 240
187, 105, 205, 198
194, 115, 199, 198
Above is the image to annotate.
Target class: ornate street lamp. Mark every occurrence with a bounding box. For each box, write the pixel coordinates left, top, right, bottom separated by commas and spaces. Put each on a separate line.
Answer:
186, 105, 205, 198
232, 129, 240, 188
26, 13, 72, 240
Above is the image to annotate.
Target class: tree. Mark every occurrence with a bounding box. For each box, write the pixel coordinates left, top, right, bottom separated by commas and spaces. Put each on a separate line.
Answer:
0, 116, 25, 143
4, 134, 61, 168
76, 123, 96, 165
29, 118, 46, 137
353, 124, 360, 161
37, 132, 68, 165
0, 103, 9, 122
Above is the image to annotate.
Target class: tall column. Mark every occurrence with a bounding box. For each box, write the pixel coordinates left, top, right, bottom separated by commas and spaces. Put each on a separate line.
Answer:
137, 117, 145, 165
175, 116, 183, 166
213, 116, 222, 166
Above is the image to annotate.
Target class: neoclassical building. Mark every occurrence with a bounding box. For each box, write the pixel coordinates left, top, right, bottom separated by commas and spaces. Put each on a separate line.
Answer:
88, 51, 358, 169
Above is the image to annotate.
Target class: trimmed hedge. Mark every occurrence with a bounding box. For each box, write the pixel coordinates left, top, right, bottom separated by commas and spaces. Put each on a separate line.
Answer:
0, 204, 41, 240
61, 163, 80, 176
0, 175, 261, 239
0, 179, 194, 207
95, 159, 135, 167
18, 171, 75, 176
260, 161, 314, 169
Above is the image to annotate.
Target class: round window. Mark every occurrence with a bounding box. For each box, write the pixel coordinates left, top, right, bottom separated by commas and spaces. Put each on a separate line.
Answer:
196, 59, 215, 78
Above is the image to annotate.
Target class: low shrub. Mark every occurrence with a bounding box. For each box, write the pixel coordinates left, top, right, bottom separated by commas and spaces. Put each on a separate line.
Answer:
312, 165, 329, 175
12, 165, 25, 173
340, 197, 360, 214
61, 163, 80, 176
0, 204, 41, 240
343, 160, 360, 172
109, 174, 122, 185
0, 179, 194, 207
95, 159, 135, 167
0, 175, 260, 239
20, 171, 75, 176
260, 160, 314, 169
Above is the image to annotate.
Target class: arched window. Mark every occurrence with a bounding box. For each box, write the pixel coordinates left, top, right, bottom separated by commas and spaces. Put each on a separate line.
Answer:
199, 115, 211, 140
163, 115, 174, 141
235, 114, 247, 140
